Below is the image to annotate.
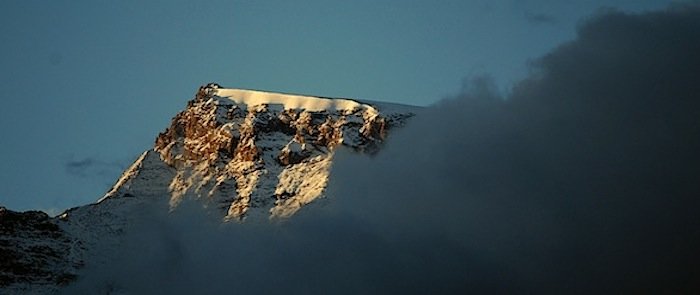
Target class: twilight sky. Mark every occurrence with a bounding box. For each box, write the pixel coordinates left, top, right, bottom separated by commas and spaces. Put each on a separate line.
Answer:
0, 0, 686, 212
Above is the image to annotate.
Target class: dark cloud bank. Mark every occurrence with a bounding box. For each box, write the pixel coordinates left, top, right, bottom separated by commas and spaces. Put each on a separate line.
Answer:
64, 5, 700, 294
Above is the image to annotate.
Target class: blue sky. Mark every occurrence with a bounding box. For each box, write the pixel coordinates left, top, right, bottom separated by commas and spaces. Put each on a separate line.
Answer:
0, 0, 679, 213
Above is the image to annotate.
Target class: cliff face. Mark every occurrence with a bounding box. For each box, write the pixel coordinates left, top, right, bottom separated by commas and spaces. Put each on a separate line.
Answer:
124, 84, 414, 219
90, 83, 414, 224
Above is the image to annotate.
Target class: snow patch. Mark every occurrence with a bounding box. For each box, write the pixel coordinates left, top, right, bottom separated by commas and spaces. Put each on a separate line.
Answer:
214, 88, 379, 117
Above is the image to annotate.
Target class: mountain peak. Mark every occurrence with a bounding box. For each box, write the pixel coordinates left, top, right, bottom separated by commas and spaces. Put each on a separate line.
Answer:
1, 83, 416, 293
215, 87, 379, 114
101, 83, 416, 220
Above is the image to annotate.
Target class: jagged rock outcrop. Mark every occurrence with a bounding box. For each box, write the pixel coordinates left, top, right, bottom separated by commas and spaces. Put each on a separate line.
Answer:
146, 84, 414, 219
0, 207, 78, 293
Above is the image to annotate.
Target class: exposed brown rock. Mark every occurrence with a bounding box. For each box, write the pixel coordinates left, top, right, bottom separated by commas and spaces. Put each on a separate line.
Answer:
153, 85, 413, 219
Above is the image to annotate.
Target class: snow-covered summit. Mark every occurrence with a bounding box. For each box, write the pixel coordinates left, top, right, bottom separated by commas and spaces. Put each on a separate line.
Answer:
1, 83, 416, 293
104, 84, 416, 220
215, 88, 378, 115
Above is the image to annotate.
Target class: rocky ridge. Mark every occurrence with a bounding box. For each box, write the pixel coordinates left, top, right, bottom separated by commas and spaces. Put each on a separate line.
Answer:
0, 207, 76, 293
105, 83, 414, 220
0, 84, 415, 293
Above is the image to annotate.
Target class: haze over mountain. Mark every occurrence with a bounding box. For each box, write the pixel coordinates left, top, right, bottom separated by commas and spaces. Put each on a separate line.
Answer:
2, 3, 700, 294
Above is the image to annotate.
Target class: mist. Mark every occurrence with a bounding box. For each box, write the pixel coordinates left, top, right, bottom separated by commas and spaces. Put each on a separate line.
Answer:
63, 4, 700, 294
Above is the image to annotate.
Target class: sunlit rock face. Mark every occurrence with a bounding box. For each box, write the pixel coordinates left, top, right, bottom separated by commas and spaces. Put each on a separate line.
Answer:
108, 84, 415, 220
1, 84, 416, 293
